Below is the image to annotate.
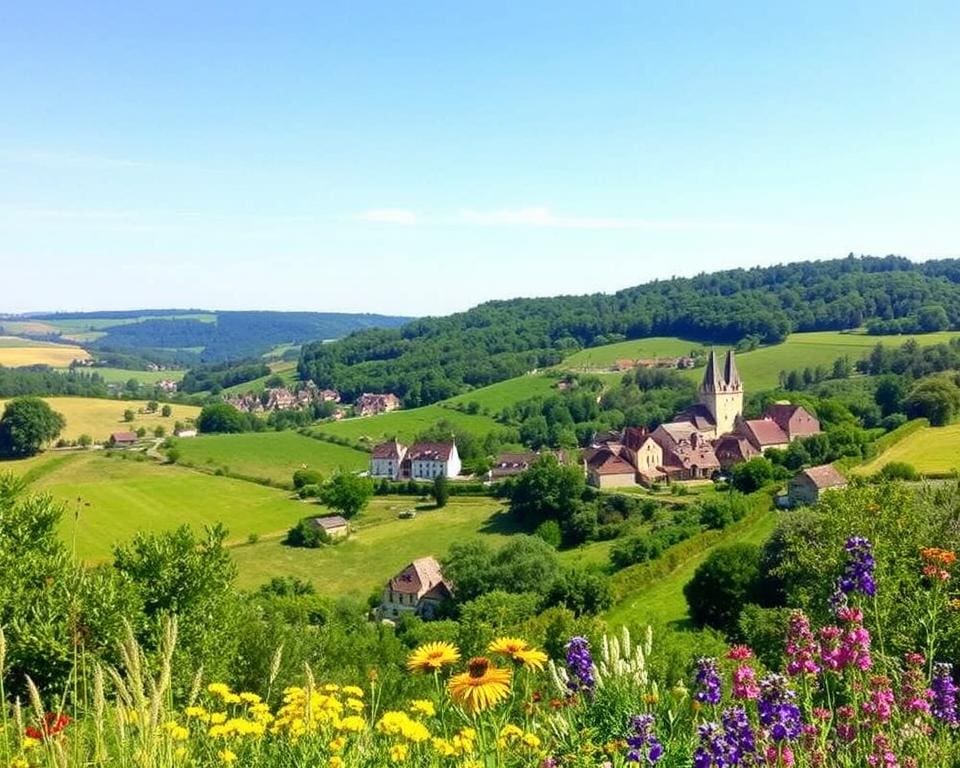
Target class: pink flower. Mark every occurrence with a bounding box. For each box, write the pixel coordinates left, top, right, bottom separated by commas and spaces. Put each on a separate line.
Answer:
786, 611, 820, 676
727, 645, 754, 661
765, 745, 795, 767
732, 665, 760, 700
862, 676, 895, 724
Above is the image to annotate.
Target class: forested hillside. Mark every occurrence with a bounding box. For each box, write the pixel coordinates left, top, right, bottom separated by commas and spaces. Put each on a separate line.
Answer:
300, 255, 960, 406
13, 310, 410, 362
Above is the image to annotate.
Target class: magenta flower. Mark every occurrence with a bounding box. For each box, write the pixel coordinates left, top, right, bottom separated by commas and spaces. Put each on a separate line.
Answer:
785, 611, 820, 677
732, 665, 760, 701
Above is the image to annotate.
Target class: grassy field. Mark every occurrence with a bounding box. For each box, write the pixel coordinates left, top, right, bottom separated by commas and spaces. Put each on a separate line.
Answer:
86, 368, 186, 385
559, 330, 960, 392
12, 451, 308, 560
0, 342, 90, 367
311, 404, 502, 446
857, 422, 960, 476
0, 397, 200, 442
231, 495, 519, 594
171, 431, 368, 484
564, 337, 704, 369
221, 361, 299, 395
442, 374, 561, 413
603, 509, 777, 629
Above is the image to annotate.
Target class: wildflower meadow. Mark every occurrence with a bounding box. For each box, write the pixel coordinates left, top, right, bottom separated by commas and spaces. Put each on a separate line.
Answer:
2, 531, 960, 768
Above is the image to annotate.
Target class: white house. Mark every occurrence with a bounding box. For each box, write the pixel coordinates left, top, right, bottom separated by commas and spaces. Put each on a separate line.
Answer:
408, 442, 460, 479
370, 440, 408, 480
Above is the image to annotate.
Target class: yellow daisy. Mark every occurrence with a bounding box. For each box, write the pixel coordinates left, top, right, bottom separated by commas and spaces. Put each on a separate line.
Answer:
448, 657, 512, 713
488, 637, 548, 670
406, 641, 461, 673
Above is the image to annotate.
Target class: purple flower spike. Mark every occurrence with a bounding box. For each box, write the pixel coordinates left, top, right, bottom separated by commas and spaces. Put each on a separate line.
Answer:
694, 657, 722, 705
626, 713, 664, 764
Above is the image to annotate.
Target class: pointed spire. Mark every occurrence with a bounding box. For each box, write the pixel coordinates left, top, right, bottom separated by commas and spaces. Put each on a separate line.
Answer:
700, 349, 721, 392
723, 350, 742, 390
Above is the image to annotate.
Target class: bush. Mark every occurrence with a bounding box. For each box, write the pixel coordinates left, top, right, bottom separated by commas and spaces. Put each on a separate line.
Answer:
877, 461, 920, 482
534, 520, 562, 548
432, 475, 450, 508
293, 468, 325, 489
284, 518, 329, 548
684, 543, 763, 637
297, 483, 322, 499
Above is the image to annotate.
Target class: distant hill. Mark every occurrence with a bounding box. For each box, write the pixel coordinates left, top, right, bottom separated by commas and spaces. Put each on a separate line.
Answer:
2, 310, 411, 364
299, 254, 960, 406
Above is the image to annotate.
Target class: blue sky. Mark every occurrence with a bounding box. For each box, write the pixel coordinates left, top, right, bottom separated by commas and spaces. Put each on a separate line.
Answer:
1, 1, 958, 316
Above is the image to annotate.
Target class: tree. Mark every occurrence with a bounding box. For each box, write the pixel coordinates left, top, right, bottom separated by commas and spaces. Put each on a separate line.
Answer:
77, 433, 93, 448
146, 400, 159, 413
918, 304, 949, 332
293, 468, 324, 489
161, 404, 173, 417
320, 473, 373, 518
684, 543, 762, 637
508, 455, 585, 528
432, 475, 450, 508
154, 426, 166, 438
731, 457, 776, 493
123, 409, 135, 422
0, 397, 66, 458
197, 402, 247, 434
904, 378, 960, 426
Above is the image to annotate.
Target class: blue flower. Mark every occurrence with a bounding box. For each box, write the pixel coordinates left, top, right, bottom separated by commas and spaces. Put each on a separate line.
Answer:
626, 713, 664, 764
694, 657, 722, 705
932, 662, 958, 727
758, 674, 801, 743
837, 536, 876, 599
564, 636, 595, 696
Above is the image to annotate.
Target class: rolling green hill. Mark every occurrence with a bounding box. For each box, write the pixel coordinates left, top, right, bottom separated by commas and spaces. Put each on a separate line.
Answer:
309, 404, 503, 447
171, 431, 368, 485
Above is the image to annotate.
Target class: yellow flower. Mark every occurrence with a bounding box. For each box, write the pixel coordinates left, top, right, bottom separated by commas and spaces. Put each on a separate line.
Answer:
329, 736, 346, 752
162, 721, 189, 741
409, 699, 436, 717
346, 697, 365, 712
209, 712, 227, 725
184, 705, 208, 721
239, 692, 262, 705
10, 758, 29, 768
337, 715, 366, 733
174, 746, 188, 760
488, 637, 548, 670
376, 711, 431, 742
448, 657, 512, 713
208, 683, 231, 697
222, 692, 242, 705
217, 749, 237, 764
21, 737, 40, 751
342, 685, 364, 698
324, 683, 341, 693
389, 743, 409, 763
329, 758, 344, 768
407, 641, 461, 673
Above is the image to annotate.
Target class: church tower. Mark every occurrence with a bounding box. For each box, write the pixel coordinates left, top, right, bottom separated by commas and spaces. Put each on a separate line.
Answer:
698, 349, 744, 435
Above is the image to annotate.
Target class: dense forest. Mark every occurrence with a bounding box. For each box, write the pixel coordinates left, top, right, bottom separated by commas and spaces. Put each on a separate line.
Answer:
299, 255, 960, 406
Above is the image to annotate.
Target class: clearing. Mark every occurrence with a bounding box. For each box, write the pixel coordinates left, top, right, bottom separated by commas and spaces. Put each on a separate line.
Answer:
171, 431, 368, 485
0, 396, 200, 442
441, 374, 561, 413
0, 340, 90, 367
231, 495, 519, 595
310, 404, 502, 446
563, 337, 703, 369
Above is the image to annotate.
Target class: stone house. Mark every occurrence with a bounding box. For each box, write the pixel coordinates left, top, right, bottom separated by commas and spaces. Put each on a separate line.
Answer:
379, 557, 453, 620
355, 393, 401, 417
109, 431, 138, 447
309, 515, 350, 540
788, 465, 847, 507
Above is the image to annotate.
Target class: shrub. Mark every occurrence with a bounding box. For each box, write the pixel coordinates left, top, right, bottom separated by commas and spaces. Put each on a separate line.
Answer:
293, 468, 325, 489
684, 542, 763, 637
534, 520, 563, 548
877, 461, 920, 482
297, 483, 322, 499
284, 518, 329, 548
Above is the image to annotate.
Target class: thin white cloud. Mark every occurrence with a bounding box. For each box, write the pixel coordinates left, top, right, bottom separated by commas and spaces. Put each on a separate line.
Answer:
354, 208, 419, 225
353, 205, 735, 231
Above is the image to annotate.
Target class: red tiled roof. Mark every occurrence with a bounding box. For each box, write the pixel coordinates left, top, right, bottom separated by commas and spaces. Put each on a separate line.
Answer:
587, 449, 635, 476
389, 557, 449, 596
764, 403, 821, 437
741, 419, 789, 446
801, 464, 847, 489
111, 432, 138, 442
408, 442, 455, 461
372, 440, 406, 459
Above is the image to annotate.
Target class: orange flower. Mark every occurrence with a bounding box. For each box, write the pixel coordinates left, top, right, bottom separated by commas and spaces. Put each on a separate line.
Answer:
921, 547, 957, 567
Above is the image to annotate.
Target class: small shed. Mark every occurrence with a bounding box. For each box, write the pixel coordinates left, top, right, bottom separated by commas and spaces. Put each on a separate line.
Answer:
110, 431, 138, 447
788, 465, 847, 507
310, 515, 350, 540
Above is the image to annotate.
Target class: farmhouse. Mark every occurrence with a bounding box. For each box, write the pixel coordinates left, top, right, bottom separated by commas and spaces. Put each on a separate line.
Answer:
156, 379, 179, 393
355, 392, 401, 417
309, 515, 350, 540
407, 442, 461, 479
109, 431, 138, 447
788, 464, 848, 507
379, 557, 453, 620
370, 440, 408, 480
488, 451, 539, 480
585, 447, 637, 488
174, 428, 197, 438
736, 418, 791, 452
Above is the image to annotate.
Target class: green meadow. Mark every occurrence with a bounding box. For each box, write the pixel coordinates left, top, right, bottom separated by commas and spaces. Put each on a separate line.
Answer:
16, 452, 306, 560
857, 422, 960, 476
171, 431, 368, 485
310, 404, 502, 446
442, 374, 561, 413
231, 495, 519, 594
220, 360, 299, 394
563, 337, 704, 368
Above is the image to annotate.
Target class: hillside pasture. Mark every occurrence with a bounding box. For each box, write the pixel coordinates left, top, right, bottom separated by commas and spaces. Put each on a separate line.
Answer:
171, 431, 368, 485
19, 452, 307, 560
310, 404, 502, 446
563, 337, 704, 369
231, 495, 518, 594
0, 396, 199, 442
220, 361, 299, 395
54, 367, 187, 385
442, 374, 561, 413
857, 422, 960, 477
